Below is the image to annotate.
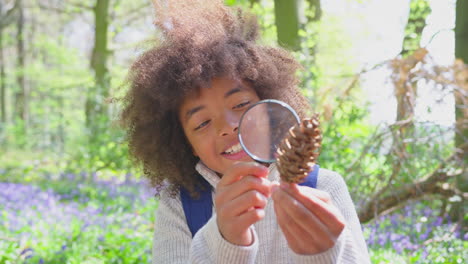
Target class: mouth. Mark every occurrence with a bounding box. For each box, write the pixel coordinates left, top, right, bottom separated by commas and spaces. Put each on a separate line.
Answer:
221, 143, 243, 155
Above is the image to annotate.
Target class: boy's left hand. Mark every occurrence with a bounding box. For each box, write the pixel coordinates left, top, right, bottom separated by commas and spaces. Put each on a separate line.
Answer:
271, 182, 345, 255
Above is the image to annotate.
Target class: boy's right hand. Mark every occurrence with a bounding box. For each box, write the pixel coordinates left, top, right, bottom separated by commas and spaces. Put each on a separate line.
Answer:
214, 162, 272, 246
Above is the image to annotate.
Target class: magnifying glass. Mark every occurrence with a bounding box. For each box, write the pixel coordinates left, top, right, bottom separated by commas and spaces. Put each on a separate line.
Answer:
238, 99, 300, 164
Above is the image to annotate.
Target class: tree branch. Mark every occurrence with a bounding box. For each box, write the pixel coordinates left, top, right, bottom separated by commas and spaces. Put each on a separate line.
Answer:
358, 150, 466, 223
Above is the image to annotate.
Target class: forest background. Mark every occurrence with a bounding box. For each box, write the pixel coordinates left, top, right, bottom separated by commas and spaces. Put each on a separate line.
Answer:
0, 0, 466, 263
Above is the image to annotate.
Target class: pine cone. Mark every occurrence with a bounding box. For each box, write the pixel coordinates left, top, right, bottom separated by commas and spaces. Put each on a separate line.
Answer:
276, 115, 322, 183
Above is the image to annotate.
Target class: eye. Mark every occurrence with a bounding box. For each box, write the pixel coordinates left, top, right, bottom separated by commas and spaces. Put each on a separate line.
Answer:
194, 120, 210, 131
233, 101, 250, 110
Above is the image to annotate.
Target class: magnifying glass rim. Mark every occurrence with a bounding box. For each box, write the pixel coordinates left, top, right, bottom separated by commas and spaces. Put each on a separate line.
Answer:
238, 99, 300, 164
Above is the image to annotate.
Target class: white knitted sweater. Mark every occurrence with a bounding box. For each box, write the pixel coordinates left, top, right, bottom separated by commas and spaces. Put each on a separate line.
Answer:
152, 162, 370, 263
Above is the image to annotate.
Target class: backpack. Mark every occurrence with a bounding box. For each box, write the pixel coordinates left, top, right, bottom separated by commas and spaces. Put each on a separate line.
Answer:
180, 165, 319, 237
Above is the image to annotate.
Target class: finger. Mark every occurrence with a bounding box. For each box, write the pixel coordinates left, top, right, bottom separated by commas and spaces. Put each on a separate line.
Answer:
219, 162, 268, 186
280, 184, 345, 236
231, 207, 266, 232
274, 188, 338, 246
274, 201, 309, 252
221, 189, 268, 217
273, 198, 324, 254
223, 175, 273, 198
281, 182, 332, 203
215, 175, 272, 208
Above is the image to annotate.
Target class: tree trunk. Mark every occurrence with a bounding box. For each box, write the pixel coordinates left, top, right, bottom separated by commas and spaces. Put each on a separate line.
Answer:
14, 0, 26, 124
391, 0, 430, 169
401, 0, 431, 57
86, 0, 110, 141
396, 0, 431, 137
455, 0, 468, 163
0, 24, 6, 124
453, 0, 468, 232
274, 0, 303, 51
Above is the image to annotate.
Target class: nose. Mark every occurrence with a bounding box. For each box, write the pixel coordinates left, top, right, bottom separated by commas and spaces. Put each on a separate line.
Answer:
218, 110, 239, 136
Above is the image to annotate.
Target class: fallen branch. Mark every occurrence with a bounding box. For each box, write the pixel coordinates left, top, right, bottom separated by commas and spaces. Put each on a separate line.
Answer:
358, 151, 465, 223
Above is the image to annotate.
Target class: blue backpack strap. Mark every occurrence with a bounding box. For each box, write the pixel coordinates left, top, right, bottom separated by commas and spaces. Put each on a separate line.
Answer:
180, 177, 213, 237
180, 165, 319, 237
298, 164, 319, 188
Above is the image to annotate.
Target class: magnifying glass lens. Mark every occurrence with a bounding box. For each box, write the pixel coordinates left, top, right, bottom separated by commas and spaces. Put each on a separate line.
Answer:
238, 100, 300, 164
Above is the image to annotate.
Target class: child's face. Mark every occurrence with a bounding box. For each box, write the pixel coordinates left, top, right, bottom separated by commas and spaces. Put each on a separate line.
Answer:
178, 77, 260, 175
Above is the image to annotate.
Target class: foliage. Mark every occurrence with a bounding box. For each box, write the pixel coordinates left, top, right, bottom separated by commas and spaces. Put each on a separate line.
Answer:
0, 173, 157, 264
1, 169, 466, 263
364, 201, 467, 264
402, 0, 431, 56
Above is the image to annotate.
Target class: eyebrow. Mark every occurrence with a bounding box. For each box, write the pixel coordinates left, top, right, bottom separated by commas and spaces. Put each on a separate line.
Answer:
184, 85, 247, 122
224, 86, 243, 98
185, 105, 205, 122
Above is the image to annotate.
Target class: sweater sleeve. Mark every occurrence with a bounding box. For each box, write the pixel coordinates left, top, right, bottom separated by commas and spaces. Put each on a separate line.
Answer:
291, 170, 371, 264
152, 188, 259, 264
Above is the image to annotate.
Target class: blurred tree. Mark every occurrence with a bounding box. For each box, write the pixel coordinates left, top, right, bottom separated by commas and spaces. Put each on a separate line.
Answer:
0, 0, 19, 124
401, 0, 430, 57
15, 0, 27, 127
357, 55, 465, 223
0, 29, 4, 124
453, 0, 468, 231
86, 0, 111, 143
395, 0, 431, 137
455, 0, 468, 166
274, 0, 304, 51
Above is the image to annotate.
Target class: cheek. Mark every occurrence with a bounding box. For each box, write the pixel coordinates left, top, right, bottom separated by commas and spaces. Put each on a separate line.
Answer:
190, 133, 218, 161
185, 132, 207, 158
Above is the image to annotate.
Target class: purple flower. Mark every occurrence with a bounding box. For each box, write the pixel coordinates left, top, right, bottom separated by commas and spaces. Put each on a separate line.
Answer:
433, 216, 443, 227
377, 234, 387, 246
390, 214, 398, 226
419, 231, 430, 241
415, 222, 422, 233
421, 247, 428, 259
393, 241, 403, 254
423, 208, 432, 217
1, 173, 156, 263
404, 205, 412, 217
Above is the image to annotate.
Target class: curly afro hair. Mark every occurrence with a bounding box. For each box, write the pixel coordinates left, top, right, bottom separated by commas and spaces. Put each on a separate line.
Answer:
120, 1, 310, 197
